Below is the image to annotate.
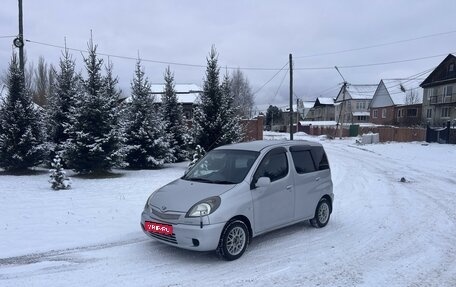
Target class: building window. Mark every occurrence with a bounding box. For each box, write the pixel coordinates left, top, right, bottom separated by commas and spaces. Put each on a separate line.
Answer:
426, 109, 432, 119
406, 108, 417, 117
373, 109, 378, 118
449, 63, 455, 72
441, 107, 450, 118
382, 109, 387, 118
397, 109, 403, 118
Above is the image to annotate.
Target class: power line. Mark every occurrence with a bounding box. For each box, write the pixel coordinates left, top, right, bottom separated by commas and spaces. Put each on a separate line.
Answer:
294, 29, 456, 59
26, 39, 285, 71
252, 62, 289, 95
294, 52, 453, 70
0, 35, 16, 39
270, 67, 289, 102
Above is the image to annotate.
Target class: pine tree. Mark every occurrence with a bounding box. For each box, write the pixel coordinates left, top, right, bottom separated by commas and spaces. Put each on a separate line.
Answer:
193, 47, 244, 151
49, 154, 71, 190
46, 49, 79, 155
123, 60, 172, 169
0, 54, 45, 171
161, 66, 190, 162
219, 72, 244, 145
63, 40, 124, 174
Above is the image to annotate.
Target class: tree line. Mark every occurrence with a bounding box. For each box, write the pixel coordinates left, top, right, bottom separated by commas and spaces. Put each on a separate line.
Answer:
0, 41, 253, 174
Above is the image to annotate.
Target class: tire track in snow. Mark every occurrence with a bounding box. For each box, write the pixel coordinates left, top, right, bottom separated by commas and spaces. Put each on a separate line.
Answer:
0, 237, 148, 266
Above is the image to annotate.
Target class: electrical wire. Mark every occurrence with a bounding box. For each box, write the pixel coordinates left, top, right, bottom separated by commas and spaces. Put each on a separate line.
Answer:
0, 35, 16, 39
252, 62, 289, 95
294, 52, 454, 70
294, 29, 456, 59
270, 67, 289, 102
26, 39, 285, 71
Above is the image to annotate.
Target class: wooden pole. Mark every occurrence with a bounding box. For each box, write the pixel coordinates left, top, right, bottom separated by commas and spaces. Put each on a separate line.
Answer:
289, 54, 293, 140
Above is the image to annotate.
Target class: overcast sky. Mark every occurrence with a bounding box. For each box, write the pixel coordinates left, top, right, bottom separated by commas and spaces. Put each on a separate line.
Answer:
1, 0, 456, 108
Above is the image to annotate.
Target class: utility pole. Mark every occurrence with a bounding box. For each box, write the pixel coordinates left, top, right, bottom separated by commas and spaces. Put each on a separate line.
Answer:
289, 53, 293, 140
18, 0, 25, 73
334, 66, 347, 139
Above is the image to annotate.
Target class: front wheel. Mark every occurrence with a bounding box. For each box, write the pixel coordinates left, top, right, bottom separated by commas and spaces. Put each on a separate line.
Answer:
310, 198, 331, 228
216, 220, 249, 261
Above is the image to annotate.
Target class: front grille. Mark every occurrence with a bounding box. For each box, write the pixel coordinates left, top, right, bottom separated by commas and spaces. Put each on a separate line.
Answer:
149, 232, 178, 244
151, 208, 181, 220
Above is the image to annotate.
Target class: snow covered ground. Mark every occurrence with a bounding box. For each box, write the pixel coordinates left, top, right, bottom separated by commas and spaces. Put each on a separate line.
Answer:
1, 133, 455, 286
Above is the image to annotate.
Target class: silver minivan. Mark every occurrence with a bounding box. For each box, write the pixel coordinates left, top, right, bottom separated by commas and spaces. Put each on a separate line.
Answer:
141, 140, 333, 260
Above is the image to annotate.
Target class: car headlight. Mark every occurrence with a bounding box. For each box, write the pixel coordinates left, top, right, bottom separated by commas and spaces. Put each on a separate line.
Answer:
186, 196, 221, 217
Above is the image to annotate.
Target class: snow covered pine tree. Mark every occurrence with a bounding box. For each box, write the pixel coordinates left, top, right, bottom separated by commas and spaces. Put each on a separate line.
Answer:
63, 40, 124, 174
49, 154, 71, 190
123, 60, 172, 169
192, 46, 243, 151
161, 66, 191, 162
0, 54, 45, 171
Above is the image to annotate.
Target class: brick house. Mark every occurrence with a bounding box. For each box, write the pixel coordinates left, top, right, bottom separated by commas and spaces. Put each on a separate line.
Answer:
420, 54, 456, 127
370, 80, 423, 126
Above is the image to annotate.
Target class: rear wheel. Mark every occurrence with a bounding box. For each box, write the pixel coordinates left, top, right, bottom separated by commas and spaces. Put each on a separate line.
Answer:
310, 198, 331, 228
216, 220, 249, 261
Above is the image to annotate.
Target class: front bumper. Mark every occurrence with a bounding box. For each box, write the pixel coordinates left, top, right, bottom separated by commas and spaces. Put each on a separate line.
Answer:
141, 210, 225, 252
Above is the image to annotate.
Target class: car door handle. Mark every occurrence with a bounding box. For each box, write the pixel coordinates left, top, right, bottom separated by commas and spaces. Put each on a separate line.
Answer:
315, 177, 320, 181
286, 185, 292, 190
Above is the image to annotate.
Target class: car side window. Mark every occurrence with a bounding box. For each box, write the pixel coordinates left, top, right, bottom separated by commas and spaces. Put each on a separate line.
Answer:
290, 150, 316, 174
319, 153, 330, 170
253, 148, 288, 184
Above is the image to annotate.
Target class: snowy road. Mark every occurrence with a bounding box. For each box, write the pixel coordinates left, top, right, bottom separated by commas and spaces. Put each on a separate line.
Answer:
1, 135, 456, 286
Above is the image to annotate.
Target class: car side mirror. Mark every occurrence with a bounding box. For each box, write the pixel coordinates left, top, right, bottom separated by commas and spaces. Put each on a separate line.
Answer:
255, 177, 271, 188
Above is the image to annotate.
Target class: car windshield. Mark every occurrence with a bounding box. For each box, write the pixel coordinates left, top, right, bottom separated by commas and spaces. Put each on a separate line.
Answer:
183, 149, 259, 184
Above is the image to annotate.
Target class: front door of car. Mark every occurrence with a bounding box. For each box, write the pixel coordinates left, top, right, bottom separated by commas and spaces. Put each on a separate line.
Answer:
250, 147, 294, 234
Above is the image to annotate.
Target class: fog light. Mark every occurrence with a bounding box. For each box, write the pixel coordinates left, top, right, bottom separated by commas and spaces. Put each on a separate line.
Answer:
192, 238, 199, 247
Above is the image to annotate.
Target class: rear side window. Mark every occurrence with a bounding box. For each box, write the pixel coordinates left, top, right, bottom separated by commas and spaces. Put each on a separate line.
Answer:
290, 150, 316, 174
319, 153, 330, 170
253, 148, 288, 183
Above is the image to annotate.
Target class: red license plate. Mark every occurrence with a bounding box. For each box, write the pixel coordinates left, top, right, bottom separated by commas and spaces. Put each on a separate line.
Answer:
145, 221, 173, 235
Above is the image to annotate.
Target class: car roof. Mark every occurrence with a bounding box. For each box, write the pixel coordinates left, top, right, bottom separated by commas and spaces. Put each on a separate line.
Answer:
214, 140, 323, 152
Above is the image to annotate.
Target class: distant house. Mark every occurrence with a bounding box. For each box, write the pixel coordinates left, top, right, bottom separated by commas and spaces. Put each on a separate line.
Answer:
370, 80, 423, 126
420, 54, 456, 127
335, 84, 377, 124
305, 97, 335, 121
123, 83, 202, 120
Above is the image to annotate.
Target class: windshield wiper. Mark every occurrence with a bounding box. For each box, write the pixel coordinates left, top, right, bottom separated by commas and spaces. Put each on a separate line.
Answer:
185, 177, 214, 183
211, 180, 236, 184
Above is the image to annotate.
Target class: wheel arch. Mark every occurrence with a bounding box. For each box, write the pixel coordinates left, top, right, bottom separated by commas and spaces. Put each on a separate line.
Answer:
225, 215, 253, 240
321, 194, 333, 213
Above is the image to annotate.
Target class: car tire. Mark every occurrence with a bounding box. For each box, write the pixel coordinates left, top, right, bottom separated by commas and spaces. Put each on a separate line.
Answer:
310, 198, 331, 228
216, 220, 249, 261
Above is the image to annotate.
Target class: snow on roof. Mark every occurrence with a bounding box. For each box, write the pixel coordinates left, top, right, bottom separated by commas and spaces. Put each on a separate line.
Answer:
346, 84, 377, 100
316, 97, 334, 105
381, 80, 423, 105
352, 111, 370, 117
300, 120, 337, 126
303, 101, 315, 108
124, 84, 202, 104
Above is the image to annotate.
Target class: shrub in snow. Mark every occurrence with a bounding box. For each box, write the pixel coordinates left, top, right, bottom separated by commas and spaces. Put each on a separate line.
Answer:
49, 155, 71, 190
187, 145, 205, 170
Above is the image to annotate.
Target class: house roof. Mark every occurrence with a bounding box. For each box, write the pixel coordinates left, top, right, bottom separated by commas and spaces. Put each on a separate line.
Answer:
315, 97, 334, 106
420, 54, 456, 88
381, 79, 423, 105
124, 83, 202, 104
336, 84, 377, 101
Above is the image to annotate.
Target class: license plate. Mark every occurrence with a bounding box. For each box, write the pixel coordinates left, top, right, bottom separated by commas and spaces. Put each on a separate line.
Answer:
145, 221, 173, 235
